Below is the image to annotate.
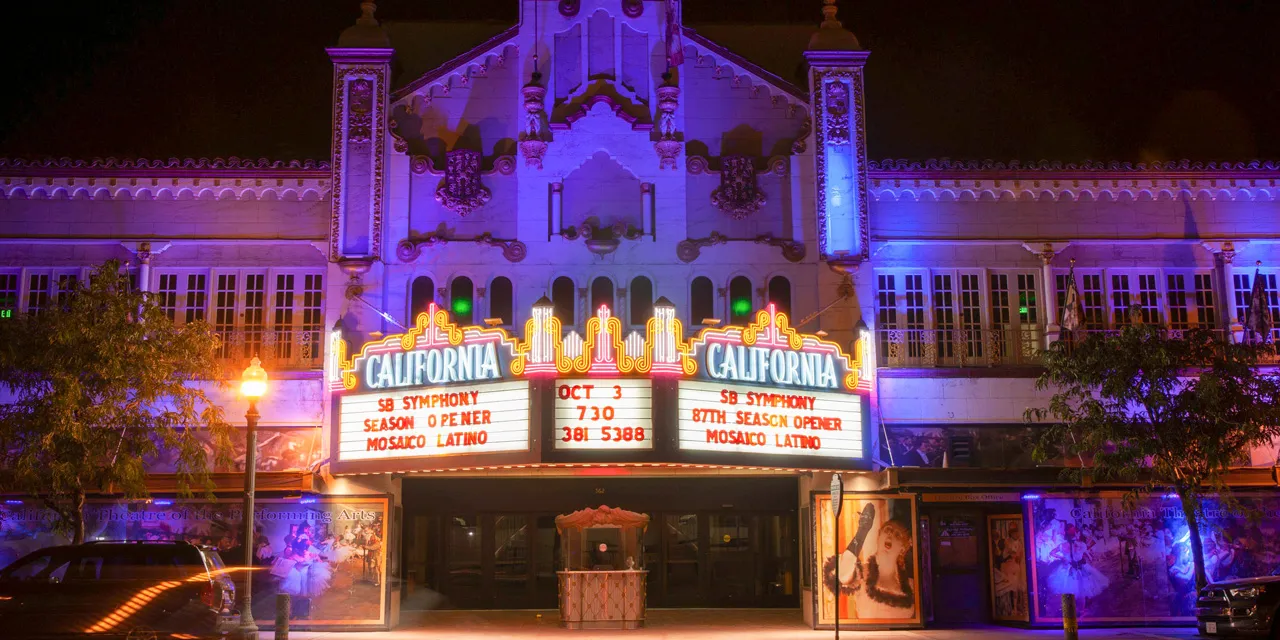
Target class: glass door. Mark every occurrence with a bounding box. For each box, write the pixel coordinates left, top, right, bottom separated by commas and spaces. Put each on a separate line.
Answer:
532, 515, 560, 608
443, 515, 485, 607
662, 514, 703, 606
708, 514, 757, 606
492, 514, 531, 608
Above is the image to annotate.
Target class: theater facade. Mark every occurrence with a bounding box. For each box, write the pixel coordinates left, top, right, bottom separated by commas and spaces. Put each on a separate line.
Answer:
4, 0, 1280, 632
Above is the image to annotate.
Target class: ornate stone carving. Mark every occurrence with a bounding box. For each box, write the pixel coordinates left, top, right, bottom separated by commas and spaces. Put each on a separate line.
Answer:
823, 81, 850, 145
397, 232, 526, 263
519, 81, 549, 169
561, 220, 643, 256
434, 149, 491, 216
337, 257, 373, 299
792, 116, 811, 154
678, 233, 805, 263
654, 81, 681, 170
676, 232, 728, 263
388, 117, 408, 154
711, 156, 767, 219
347, 79, 374, 143
621, 0, 643, 18
811, 67, 869, 263
330, 65, 387, 261
559, 0, 580, 17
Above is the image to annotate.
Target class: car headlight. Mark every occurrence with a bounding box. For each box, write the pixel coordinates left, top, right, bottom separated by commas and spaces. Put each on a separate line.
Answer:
1228, 586, 1263, 599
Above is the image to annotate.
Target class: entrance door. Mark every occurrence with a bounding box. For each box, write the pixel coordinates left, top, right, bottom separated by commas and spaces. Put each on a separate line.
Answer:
708, 514, 756, 606
492, 514, 532, 608
661, 514, 703, 606
932, 511, 986, 624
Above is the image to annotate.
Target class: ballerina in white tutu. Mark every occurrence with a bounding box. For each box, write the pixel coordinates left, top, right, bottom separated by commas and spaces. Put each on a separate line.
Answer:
1047, 525, 1109, 602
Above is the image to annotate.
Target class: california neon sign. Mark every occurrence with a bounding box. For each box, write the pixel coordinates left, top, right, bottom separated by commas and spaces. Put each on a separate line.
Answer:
331, 301, 868, 393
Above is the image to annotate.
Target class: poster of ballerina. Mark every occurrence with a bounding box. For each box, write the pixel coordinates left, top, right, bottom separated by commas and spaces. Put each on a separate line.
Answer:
815, 493, 921, 627
1027, 493, 1280, 623
0, 495, 390, 630
987, 515, 1029, 622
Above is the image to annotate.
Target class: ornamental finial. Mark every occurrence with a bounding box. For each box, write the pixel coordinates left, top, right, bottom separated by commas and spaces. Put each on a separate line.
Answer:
821, 0, 840, 28
357, 1, 378, 27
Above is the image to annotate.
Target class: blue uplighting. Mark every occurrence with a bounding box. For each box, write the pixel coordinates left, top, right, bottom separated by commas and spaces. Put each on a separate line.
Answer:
4, 500, 22, 505
1021, 494, 1042, 501
299, 496, 318, 504
153, 499, 173, 506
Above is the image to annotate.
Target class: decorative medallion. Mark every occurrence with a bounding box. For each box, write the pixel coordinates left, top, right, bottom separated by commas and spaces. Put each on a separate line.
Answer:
654, 82, 681, 170
559, 0, 580, 17
710, 155, 767, 219
823, 81, 850, 145
621, 0, 643, 18
435, 149, 491, 216
561, 220, 643, 257
396, 232, 526, 263
347, 79, 374, 143
519, 82, 549, 169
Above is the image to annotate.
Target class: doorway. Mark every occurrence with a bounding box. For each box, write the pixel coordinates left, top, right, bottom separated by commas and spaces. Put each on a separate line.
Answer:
930, 510, 986, 625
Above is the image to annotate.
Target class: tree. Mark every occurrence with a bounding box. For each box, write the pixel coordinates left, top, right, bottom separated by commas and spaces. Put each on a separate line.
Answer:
0, 260, 234, 543
1026, 324, 1280, 590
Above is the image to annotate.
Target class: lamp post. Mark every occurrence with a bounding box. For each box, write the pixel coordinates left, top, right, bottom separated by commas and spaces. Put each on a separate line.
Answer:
237, 357, 268, 640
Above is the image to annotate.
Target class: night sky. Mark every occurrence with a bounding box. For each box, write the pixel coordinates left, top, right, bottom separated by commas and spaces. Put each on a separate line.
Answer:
2, 0, 1276, 163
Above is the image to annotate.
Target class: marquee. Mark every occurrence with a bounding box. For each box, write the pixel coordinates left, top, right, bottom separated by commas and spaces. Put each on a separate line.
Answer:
329, 301, 871, 473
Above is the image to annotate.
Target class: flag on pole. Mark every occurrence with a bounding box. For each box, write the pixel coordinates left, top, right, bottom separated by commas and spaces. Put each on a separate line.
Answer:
1245, 267, 1272, 342
665, 0, 684, 67
1060, 266, 1083, 341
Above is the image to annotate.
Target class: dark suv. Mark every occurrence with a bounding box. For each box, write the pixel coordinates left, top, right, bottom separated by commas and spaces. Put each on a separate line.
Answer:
1197, 576, 1280, 637
0, 540, 236, 639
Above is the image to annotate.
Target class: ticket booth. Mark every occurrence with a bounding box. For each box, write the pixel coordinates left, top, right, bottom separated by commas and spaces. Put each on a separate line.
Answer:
556, 505, 649, 629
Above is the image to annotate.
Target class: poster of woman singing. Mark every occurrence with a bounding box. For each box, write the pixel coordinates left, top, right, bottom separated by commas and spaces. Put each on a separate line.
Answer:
815, 493, 921, 627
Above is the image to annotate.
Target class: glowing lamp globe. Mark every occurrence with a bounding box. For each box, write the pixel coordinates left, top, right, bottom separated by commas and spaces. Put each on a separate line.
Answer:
241, 357, 268, 399
452, 297, 473, 316
731, 298, 752, 317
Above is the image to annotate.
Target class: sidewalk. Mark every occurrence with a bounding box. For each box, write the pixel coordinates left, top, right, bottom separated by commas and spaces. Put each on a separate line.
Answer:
264, 610, 1204, 639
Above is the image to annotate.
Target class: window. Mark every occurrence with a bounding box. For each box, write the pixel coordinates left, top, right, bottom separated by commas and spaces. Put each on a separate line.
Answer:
1137, 274, 1159, 324
728, 276, 753, 323
0, 272, 18, 318
214, 274, 238, 358
490, 276, 514, 326
451, 276, 475, 325
1235, 271, 1280, 341
273, 274, 296, 360
690, 276, 714, 325
590, 277, 614, 315
932, 274, 955, 359
1081, 274, 1104, 330
629, 276, 653, 326
243, 274, 266, 359
1194, 273, 1216, 329
876, 274, 897, 356
959, 274, 982, 357
410, 276, 435, 322
26, 273, 50, 316
904, 274, 925, 357
55, 274, 78, 310
552, 276, 576, 325
302, 274, 324, 358
185, 274, 207, 323
1111, 274, 1132, 327
767, 276, 791, 317
1167, 274, 1190, 330
157, 274, 179, 321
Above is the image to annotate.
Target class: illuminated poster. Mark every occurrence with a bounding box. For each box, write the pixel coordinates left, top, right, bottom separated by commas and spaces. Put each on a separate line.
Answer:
1027, 493, 1280, 624
815, 493, 921, 627
0, 496, 390, 629
336, 380, 531, 462
553, 378, 653, 450
988, 514, 1029, 622
678, 380, 863, 458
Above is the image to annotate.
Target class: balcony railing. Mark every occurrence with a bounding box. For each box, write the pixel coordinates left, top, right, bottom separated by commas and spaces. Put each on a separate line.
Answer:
1056, 327, 1280, 364
216, 328, 323, 370
877, 326, 1044, 368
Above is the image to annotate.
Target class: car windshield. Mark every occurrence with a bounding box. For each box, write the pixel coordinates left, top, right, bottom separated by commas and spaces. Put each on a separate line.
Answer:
0, 548, 73, 582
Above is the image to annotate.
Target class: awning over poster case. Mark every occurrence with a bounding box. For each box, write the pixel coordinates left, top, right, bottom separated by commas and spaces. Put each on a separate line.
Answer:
327, 300, 875, 475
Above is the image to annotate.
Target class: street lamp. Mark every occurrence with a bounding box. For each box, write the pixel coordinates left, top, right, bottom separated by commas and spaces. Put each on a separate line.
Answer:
237, 357, 268, 639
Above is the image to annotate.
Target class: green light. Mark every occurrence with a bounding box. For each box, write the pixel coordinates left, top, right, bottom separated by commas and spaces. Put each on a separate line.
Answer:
731, 298, 752, 317
0, 309, 10, 319
452, 298, 472, 316
1019, 306, 1029, 315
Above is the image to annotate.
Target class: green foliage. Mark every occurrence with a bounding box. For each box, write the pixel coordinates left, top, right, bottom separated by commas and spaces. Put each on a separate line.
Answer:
0, 261, 234, 542
1026, 323, 1280, 588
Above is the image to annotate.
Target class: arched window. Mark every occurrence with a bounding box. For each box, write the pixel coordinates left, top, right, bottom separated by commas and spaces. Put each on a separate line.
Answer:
768, 275, 792, 317
729, 276, 753, 323
591, 277, 615, 315
690, 276, 714, 325
489, 276, 514, 326
410, 276, 435, 323
450, 276, 475, 325
552, 276, 576, 325
629, 276, 653, 325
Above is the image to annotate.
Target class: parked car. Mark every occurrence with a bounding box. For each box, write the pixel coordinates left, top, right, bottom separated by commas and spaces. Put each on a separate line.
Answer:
1197, 576, 1280, 637
0, 540, 236, 639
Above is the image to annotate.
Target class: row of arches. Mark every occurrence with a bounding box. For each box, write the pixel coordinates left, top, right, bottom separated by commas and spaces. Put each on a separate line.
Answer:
408, 275, 793, 329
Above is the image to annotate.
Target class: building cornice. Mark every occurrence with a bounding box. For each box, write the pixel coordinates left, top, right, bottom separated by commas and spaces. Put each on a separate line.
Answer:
0, 157, 330, 178
1, 158, 331, 202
